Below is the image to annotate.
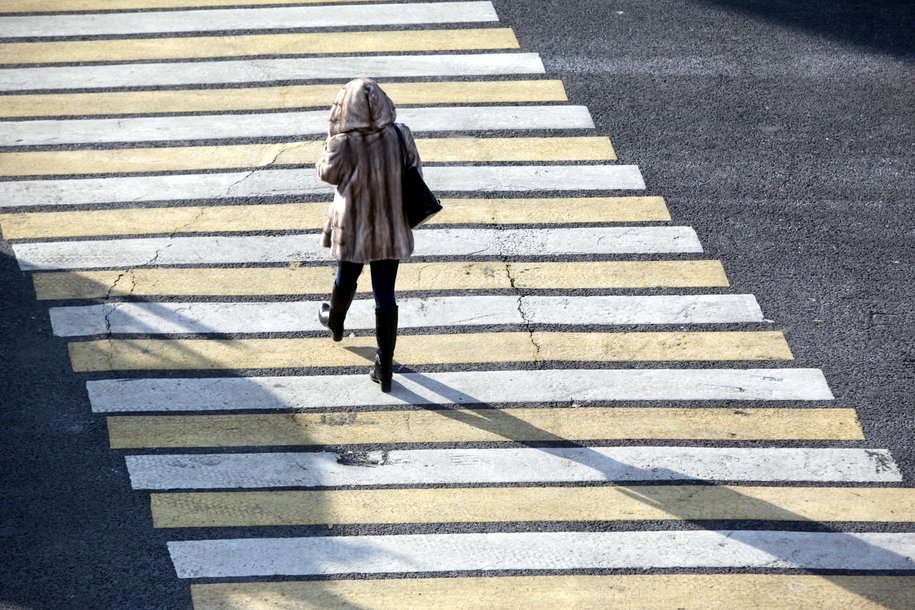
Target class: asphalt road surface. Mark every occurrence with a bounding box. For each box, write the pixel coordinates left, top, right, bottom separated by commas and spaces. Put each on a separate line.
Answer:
1, 0, 913, 608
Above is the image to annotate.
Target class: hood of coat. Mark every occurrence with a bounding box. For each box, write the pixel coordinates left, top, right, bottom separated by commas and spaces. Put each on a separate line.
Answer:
327, 78, 397, 136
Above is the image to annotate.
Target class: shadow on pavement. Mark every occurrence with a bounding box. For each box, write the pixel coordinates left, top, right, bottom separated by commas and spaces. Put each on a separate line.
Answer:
0, 254, 362, 609
696, 0, 914, 59
386, 368, 913, 609
4, 247, 912, 608
0, 247, 188, 609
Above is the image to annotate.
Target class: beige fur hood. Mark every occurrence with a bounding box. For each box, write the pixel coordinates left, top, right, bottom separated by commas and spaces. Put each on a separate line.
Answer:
327, 77, 397, 136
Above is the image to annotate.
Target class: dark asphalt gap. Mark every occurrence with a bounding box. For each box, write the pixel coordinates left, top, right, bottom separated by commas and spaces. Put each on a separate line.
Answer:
1, 0, 913, 607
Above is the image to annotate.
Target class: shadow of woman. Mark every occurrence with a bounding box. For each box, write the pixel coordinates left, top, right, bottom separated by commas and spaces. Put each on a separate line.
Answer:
370, 366, 915, 609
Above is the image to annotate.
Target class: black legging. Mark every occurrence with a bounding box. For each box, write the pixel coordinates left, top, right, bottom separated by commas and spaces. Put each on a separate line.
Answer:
335, 259, 399, 309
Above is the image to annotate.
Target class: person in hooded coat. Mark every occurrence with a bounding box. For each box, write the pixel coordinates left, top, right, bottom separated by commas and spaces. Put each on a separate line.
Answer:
315, 78, 419, 392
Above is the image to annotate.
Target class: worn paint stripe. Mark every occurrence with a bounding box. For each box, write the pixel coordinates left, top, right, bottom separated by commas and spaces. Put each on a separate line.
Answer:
0, 2, 500, 39
125, 447, 900, 489
0, 28, 520, 64
68, 331, 793, 372
167, 531, 915, 577
0, 104, 585, 147
0, 197, 667, 239
14, 227, 697, 271
0, 52, 543, 92
189, 575, 915, 610
86, 368, 834, 413
0, 165, 643, 208
49, 295, 764, 336
0, 137, 616, 177
0, 80, 568, 118
153, 486, 915, 527
32, 260, 728, 301
107, 408, 863, 449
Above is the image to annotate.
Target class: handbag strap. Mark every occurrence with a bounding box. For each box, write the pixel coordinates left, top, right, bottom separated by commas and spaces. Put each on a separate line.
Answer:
391, 123, 408, 170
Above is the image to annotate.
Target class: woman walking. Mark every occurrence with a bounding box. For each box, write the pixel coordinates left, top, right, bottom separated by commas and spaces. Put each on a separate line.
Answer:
316, 78, 419, 392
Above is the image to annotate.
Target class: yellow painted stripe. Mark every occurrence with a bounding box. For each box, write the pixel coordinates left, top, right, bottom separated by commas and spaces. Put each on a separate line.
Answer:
108, 408, 863, 449
1, 197, 667, 239
2, 0, 378, 13
33, 260, 729, 300
0, 80, 567, 118
190, 575, 915, 609
0, 137, 615, 177
68, 331, 792, 372
154, 485, 913, 528
0, 28, 519, 64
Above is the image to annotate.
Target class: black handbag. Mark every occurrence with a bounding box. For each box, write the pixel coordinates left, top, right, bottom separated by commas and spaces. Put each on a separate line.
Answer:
392, 124, 442, 227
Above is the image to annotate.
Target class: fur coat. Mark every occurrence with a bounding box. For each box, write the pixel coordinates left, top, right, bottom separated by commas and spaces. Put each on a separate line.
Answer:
316, 78, 418, 263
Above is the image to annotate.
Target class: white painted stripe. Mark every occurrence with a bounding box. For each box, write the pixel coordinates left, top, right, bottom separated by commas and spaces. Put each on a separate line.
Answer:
87, 369, 835, 413
0, 104, 577, 147
0, 53, 543, 93
126, 447, 900, 489
0, 2, 499, 39
0, 166, 645, 208
49, 295, 765, 336
168, 531, 915, 577
14, 227, 698, 271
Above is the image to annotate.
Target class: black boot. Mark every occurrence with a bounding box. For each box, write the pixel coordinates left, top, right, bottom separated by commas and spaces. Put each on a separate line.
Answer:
318, 283, 357, 342
369, 306, 398, 392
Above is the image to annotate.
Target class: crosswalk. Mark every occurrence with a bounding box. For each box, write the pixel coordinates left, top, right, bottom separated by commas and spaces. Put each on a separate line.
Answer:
48, 294, 767, 335
0, 105, 591, 144
0, 166, 647, 205
1, 1, 914, 608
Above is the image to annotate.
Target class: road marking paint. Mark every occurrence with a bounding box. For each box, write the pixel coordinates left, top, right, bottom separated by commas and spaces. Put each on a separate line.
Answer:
190, 575, 915, 610
0, 52, 543, 92
0, 165, 645, 208
87, 368, 834, 413
0, 80, 568, 118
68, 331, 792, 372
0, 197, 667, 239
3, 0, 381, 12
0, 28, 520, 65
5, 0, 906, 598
0, 2, 500, 39
153, 486, 914, 527
14, 227, 697, 271
0, 137, 616, 177
32, 260, 728, 300
49, 294, 764, 336
168, 531, 915, 577
107, 408, 863, 449
127, 447, 901, 489
433, 195, 662, 222
0, 104, 585, 147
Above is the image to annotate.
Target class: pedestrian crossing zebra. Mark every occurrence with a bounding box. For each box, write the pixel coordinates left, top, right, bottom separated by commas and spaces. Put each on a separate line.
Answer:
1, 0, 913, 607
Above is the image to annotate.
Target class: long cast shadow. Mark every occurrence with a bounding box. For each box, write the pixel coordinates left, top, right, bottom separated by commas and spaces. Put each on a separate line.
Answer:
0, 249, 190, 609
695, 0, 914, 59
381, 368, 914, 608
16, 264, 914, 608
89, 287, 370, 610
1, 259, 365, 610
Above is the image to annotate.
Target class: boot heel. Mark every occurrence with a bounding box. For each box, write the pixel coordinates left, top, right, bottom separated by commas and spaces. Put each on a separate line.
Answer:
370, 358, 393, 392
318, 284, 357, 342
